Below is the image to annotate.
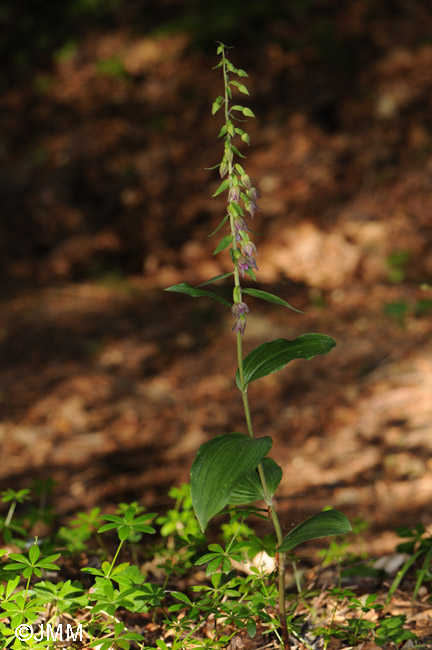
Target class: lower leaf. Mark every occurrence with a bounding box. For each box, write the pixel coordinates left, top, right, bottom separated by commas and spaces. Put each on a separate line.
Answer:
228, 458, 282, 505
190, 432, 272, 531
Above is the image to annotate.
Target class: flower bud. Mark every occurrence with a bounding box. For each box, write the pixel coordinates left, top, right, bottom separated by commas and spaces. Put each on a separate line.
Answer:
241, 174, 251, 189
228, 186, 240, 203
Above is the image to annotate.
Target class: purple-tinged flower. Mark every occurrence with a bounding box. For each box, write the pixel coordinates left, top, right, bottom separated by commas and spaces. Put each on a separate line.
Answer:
234, 217, 248, 242
238, 255, 258, 277
242, 241, 257, 258
247, 187, 259, 203
231, 301, 250, 335
228, 186, 240, 203
245, 200, 259, 218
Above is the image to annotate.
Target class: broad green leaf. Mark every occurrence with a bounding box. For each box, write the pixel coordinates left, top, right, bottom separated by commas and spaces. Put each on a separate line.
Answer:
190, 433, 272, 531
196, 272, 233, 287
213, 234, 232, 255
278, 510, 351, 552
228, 458, 282, 506
242, 107, 255, 117
165, 283, 230, 307
212, 178, 230, 197
242, 288, 304, 313
236, 334, 336, 388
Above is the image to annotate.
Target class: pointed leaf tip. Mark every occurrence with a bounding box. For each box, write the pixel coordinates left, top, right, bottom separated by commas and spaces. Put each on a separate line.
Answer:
165, 283, 230, 307
236, 334, 336, 388
278, 510, 351, 553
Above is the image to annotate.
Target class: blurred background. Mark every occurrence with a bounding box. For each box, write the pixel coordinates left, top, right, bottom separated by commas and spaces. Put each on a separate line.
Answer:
1, 0, 432, 553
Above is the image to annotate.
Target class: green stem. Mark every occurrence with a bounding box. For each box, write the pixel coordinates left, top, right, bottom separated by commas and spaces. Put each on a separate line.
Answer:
4, 501, 16, 527
236, 296, 289, 650
107, 539, 124, 577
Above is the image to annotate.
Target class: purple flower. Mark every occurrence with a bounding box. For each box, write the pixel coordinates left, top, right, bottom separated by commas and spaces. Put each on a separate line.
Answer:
234, 217, 248, 242
238, 255, 258, 277
242, 241, 257, 258
228, 186, 240, 203
247, 187, 259, 203
245, 200, 258, 219
231, 301, 250, 335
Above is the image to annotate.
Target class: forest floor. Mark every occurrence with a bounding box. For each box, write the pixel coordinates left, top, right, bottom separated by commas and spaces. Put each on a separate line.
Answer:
1, 2, 432, 646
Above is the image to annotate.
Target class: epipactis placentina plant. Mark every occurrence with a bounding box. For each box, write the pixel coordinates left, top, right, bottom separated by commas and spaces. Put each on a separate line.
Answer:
166, 42, 351, 649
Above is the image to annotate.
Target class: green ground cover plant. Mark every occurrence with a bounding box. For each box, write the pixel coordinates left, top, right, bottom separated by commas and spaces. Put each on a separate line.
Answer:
0, 483, 425, 649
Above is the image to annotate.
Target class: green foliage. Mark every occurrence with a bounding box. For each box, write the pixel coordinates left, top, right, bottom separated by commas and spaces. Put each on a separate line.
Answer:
165, 282, 231, 307
190, 433, 272, 531
0, 481, 421, 649
236, 334, 336, 388
278, 510, 351, 553
228, 458, 282, 506
95, 55, 127, 79
386, 249, 412, 284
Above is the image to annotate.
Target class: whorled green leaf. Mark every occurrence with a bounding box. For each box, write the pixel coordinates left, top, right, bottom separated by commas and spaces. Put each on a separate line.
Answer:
165, 283, 230, 307
190, 433, 272, 531
228, 458, 282, 506
242, 288, 304, 313
278, 510, 351, 553
236, 334, 336, 388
